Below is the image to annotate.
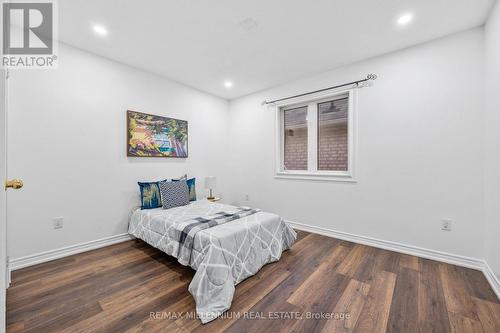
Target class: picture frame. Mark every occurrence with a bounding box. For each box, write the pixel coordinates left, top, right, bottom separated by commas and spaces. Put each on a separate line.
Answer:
127, 110, 188, 158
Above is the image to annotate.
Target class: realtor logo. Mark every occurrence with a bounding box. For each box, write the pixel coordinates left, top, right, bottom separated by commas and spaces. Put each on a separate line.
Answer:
1, 0, 58, 68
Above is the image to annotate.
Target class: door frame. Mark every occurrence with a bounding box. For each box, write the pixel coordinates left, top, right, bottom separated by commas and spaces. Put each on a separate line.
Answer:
1, 68, 8, 332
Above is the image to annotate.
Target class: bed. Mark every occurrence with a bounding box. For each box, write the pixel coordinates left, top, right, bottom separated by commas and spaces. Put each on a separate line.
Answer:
128, 199, 297, 323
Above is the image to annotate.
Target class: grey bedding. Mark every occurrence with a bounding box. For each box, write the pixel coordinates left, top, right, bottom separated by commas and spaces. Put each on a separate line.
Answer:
128, 199, 297, 323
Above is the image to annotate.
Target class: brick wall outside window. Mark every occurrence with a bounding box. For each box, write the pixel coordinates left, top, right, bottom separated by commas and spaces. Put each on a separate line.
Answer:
318, 122, 348, 171
284, 123, 348, 171
284, 126, 308, 170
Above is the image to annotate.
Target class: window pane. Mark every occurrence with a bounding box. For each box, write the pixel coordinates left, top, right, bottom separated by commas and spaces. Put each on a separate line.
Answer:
283, 106, 308, 171
318, 97, 348, 171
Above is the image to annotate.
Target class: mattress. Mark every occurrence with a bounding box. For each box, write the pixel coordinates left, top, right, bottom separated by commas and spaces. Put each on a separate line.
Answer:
128, 199, 297, 323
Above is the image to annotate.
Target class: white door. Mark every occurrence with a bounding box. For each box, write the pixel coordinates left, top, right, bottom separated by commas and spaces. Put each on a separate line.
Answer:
1, 69, 7, 332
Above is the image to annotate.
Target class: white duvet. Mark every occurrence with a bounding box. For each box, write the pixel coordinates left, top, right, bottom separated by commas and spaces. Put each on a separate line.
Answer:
128, 199, 296, 323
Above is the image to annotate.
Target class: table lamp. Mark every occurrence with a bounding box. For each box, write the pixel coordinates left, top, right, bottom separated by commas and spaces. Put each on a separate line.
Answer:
204, 176, 216, 200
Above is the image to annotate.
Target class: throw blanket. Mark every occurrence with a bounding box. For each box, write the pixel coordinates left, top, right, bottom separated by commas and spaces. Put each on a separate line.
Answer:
173, 207, 261, 266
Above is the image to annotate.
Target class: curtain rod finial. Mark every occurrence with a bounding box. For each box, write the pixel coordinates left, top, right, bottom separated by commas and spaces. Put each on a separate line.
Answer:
367, 73, 378, 80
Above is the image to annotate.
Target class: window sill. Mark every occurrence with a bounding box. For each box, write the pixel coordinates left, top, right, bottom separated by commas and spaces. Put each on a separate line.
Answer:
274, 172, 357, 183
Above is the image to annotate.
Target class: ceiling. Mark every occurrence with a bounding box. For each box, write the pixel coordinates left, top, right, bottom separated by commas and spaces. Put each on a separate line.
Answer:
58, 0, 495, 99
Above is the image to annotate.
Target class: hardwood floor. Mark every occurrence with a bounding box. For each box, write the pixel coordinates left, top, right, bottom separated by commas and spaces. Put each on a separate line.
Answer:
6, 231, 500, 333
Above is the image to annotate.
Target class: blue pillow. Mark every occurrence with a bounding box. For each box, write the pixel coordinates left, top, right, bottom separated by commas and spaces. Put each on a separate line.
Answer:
138, 181, 162, 209
186, 178, 196, 201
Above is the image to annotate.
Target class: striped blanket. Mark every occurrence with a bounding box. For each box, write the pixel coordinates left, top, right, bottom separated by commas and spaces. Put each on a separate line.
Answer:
172, 207, 261, 266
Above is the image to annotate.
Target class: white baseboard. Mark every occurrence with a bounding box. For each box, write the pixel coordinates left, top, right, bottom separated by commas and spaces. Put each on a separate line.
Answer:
288, 220, 499, 299
482, 262, 500, 299
9, 233, 133, 271
287, 220, 484, 269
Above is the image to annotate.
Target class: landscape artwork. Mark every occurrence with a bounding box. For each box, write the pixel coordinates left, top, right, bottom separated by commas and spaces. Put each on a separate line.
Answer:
127, 110, 188, 157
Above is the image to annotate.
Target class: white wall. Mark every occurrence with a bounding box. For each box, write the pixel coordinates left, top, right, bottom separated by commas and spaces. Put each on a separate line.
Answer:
484, 2, 500, 279
7, 43, 229, 259
227, 29, 485, 259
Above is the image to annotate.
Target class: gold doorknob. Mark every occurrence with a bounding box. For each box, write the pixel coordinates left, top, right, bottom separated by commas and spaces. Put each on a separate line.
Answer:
5, 179, 23, 190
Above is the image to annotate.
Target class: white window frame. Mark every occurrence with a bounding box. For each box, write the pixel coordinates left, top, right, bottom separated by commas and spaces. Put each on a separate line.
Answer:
274, 88, 357, 182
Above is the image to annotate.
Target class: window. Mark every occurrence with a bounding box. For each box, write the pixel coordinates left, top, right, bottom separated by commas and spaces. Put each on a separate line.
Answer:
275, 89, 356, 181
318, 97, 349, 171
283, 106, 308, 171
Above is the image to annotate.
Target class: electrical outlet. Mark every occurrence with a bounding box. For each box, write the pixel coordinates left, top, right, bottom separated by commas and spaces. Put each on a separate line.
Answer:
245, 194, 250, 201
441, 219, 452, 231
53, 217, 64, 230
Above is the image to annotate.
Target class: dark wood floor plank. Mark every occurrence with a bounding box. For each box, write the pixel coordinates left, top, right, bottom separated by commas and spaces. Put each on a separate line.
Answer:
371, 248, 400, 275
473, 297, 500, 333
9, 263, 168, 328
459, 267, 500, 304
225, 301, 303, 333
7, 249, 161, 308
287, 244, 350, 306
285, 244, 351, 332
448, 312, 484, 333
9, 240, 141, 286
7, 256, 170, 325
66, 284, 189, 333
386, 267, 419, 333
24, 302, 103, 333
127, 320, 186, 333
282, 233, 342, 270
353, 271, 396, 333
350, 246, 379, 283
320, 279, 370, 333
417, 258, 451, 333
6, 322, 24, 333
399, 253, 419, 271
104, 285, 191, 333
124, 294, 195, 333
6, 233, 499, 333
336, 244, 368, 276
439, 263, 479, 321
288, 273, 350, 332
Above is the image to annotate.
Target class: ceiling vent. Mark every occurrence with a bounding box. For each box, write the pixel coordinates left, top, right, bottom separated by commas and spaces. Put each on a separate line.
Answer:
238, 17, 258, 31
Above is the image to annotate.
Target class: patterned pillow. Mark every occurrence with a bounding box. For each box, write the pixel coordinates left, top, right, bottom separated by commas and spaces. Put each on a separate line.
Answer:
172, 176, 196, 201
138, 181, 162, 209
159, 179, 190, 209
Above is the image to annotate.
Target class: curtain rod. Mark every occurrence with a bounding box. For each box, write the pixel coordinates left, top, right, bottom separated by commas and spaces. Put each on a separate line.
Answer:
262, 74, 377, 105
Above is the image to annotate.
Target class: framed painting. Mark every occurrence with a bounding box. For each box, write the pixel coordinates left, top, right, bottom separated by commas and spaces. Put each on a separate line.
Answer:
127, 110, 188, 158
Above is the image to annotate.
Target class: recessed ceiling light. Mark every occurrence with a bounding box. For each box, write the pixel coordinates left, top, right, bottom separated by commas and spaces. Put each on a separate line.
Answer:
397, 13, 413, 26
224, 81, 233, 88
92, 24, 108, 36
